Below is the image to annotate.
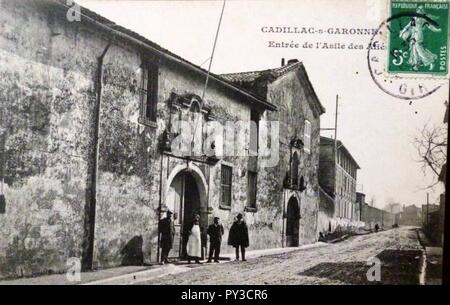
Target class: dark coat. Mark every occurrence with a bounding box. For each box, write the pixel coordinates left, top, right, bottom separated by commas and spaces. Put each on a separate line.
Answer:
228, 221, 249, 248
207, 223, 224, 244
159, 217, 175, 249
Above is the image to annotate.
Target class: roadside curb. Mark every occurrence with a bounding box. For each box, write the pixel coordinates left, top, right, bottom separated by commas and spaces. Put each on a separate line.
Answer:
82, 242, 329, 285
416, 229, 428, 285
82, 264, 191, 285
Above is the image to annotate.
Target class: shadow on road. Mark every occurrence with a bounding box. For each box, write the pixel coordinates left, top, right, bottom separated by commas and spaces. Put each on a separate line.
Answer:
298, 249, 422, 285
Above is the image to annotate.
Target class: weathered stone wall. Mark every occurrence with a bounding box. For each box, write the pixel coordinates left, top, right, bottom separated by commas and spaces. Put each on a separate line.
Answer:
0, 0, 293, 277
0, 0, 96, 278
264, 67, 322, 246
361, 203, 395, 230
318, 188, 334, 233
0, 1, 328, 278
0, 0, 166, 275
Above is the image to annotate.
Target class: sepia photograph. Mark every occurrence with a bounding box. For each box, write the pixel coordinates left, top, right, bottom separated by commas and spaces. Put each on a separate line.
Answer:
0, 0, 449, 295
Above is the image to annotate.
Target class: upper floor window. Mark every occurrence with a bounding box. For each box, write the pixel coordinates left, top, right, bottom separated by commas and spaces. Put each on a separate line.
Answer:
220, 165, 232, 208
249, 110, 260, 154
140, 63, 158, 124
304, 120, 311, 154
247, 170, 257, 209
291, 152, 300, 186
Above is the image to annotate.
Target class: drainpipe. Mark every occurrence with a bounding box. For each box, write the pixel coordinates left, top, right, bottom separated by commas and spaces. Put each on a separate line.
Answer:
81, 42, 111, 271
281, 189, 286, 247
0, 124, 6, 212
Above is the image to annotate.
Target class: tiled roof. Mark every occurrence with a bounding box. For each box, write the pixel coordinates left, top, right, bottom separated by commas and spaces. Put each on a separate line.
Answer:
221, 61, 326, 115
220, 61, 302, 83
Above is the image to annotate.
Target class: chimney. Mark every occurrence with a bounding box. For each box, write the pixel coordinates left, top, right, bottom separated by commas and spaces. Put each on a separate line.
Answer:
281, 58, 285, 66
288, 59, 299, 65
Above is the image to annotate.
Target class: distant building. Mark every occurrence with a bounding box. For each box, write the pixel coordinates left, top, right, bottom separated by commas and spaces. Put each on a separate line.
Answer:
398, 205, 422, 226
318, 137, 362, 233
384, 203, 403, 215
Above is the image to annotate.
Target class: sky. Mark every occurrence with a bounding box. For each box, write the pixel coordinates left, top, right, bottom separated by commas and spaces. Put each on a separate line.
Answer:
77, 0, 447, 209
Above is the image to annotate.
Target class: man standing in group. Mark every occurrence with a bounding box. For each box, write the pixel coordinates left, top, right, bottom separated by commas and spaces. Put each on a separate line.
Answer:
228, 213, 249, 261
207, 216, 224, 263
159, 210, 175, 265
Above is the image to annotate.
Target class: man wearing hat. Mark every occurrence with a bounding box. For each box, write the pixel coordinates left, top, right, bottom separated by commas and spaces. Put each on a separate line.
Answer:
207, 216, 224, 263
158, 210, 175, 264
228, 213, 249, 261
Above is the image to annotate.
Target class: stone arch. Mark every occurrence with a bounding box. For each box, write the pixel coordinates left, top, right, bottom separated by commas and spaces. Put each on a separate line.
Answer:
286, 195, 300, 247
165, 162, 208, 211
163, 162, 209, 259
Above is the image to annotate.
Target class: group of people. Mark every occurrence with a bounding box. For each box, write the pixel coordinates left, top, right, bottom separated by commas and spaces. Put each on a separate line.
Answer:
158, 211, 249, 264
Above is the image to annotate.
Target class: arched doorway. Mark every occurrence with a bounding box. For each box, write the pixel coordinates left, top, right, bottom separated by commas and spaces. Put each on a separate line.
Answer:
165, 166, 208, 259
286, 196, 300, 247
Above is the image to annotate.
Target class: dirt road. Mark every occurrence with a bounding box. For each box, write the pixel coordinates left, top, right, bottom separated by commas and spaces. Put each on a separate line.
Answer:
141, 226, 423, 285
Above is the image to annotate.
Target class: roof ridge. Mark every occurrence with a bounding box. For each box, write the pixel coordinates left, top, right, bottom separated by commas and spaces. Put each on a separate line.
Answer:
220, 61, 302, 78
50, 0, 277, 111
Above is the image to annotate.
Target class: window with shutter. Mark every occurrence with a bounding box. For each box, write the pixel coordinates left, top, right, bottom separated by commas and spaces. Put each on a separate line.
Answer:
140, 63, 158, 125
247, 171, 257, 209
220, 165, 232, 208
249, 110, 260, 154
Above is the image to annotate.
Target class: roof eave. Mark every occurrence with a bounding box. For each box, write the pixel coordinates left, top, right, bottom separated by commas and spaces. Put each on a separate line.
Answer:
52, 0, 277, 112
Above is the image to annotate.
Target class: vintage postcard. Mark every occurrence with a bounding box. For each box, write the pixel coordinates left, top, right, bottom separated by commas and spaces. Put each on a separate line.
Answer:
0, 0, 448, 292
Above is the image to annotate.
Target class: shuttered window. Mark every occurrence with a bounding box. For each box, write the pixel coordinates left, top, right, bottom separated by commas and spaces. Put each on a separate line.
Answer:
140, 63, 158, 124
221, 165, 232, 208
247, 171, 257, 209
249, 110, 260, 154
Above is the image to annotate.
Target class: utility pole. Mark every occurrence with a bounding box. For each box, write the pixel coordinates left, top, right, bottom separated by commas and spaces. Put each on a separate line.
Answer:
334, 95, 339, 164
334, 95, 339, 216
319, 96, 339, 162
320, 95, 339, 215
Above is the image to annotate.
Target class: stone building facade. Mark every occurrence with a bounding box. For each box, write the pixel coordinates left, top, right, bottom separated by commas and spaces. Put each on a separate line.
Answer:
221, 60, 325, 247
318, 137, 363, 234
0, 1, 324, 278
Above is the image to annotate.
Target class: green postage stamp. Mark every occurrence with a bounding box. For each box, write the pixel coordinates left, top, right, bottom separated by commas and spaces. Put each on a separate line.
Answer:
388, 0, 449, 75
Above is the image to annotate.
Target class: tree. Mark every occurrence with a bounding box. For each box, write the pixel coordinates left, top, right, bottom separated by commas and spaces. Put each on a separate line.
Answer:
413, 121, 447, 189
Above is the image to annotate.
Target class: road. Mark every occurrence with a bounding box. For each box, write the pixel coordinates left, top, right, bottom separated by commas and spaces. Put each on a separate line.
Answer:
141, 226, 424, 285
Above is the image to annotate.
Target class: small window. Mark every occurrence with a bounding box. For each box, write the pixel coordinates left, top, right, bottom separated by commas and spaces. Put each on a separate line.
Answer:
291, 152, 299, 186
0, 193, 5, 214
140, 63, 158, 124
249, 110, 260, 154
220, 165, 232, 208
247, 171, 257, 209
304, 120, 311, 153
